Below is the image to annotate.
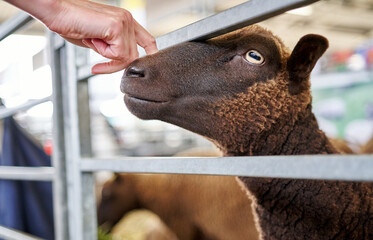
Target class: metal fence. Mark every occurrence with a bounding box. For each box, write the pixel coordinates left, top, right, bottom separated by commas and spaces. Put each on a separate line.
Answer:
0, 0, 372, 239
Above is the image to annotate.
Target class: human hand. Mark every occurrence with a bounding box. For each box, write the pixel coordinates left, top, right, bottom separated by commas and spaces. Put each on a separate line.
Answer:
42, 0, 158, 74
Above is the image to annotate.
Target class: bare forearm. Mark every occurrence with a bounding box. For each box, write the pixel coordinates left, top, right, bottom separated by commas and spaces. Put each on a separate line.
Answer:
4, 0, 61, 25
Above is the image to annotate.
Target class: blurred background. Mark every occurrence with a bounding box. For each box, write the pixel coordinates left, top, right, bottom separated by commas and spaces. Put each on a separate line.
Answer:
1, 0, 373, 157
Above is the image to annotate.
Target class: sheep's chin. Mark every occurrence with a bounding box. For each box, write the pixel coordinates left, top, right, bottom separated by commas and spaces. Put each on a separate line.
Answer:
123, 94, 168, 120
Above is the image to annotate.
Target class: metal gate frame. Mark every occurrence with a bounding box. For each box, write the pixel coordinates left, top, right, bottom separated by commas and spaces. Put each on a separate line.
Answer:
0, 0, 372, 239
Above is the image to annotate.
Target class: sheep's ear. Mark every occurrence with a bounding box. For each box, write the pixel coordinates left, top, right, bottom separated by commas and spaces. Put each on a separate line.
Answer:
287, 34, 328, 82
113, 173, 121, 181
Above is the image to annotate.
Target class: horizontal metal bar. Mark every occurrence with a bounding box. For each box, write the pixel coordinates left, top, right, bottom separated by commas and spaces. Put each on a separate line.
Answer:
0, 12, 34, 41
76, 0, 319, 81
81, 155, 373, 182
0, 96, 52, 119
156, 0, 319, 50
0, 225, 44, 240
0, 166, 55, 181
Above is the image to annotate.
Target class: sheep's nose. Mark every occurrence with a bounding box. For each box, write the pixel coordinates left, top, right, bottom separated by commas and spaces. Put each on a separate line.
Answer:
125, 66, 146, 78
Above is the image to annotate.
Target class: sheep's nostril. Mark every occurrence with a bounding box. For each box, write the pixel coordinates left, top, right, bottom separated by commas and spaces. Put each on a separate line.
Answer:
125, 66, 146, 78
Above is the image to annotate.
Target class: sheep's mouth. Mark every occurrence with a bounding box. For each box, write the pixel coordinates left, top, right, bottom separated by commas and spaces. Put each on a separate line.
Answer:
124, 94, 169, 104
123, 93, 170, 120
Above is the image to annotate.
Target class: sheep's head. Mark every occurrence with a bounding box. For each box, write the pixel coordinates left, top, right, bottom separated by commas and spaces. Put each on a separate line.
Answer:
120, 25, 328, 155
97, 174, 139, 230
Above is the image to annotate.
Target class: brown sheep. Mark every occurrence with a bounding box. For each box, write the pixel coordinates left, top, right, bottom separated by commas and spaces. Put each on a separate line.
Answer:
361, 136, 373, 154
120, 25, 373, 240
98, 173, 259, 240
329, 138, 355, 154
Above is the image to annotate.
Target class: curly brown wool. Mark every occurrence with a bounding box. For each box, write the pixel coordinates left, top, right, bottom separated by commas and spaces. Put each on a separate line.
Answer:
121, 25, 373, 240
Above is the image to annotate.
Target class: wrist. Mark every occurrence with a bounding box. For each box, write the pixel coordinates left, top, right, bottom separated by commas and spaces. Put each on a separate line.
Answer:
36, 0, 63, 26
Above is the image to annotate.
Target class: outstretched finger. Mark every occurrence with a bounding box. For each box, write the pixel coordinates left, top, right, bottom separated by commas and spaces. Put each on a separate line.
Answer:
134, 20, 158, 55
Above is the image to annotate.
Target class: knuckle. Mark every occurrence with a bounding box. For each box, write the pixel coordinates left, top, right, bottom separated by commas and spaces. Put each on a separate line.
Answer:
119, 10, 132, 24
108, 18, 122, 36
147, 36, 156, 45
109, 11, 133, 36
141, 36, 156, 50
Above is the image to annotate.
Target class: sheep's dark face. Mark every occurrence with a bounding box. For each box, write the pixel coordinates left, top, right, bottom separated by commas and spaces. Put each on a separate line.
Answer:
121, 25, 328, 155
97, 174, 139, 230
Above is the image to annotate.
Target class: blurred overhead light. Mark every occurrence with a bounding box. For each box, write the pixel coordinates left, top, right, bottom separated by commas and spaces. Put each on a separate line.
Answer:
287, 6, 313, 16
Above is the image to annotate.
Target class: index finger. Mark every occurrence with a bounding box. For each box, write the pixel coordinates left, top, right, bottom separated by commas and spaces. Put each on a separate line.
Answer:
134, 20, 158, 55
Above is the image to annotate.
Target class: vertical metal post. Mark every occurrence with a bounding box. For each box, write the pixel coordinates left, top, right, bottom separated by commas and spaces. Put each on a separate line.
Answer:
82, 173, 97, 239
50, 32, 97, 239
78, 78, 97, 239
50, 34, 85, 240
62, 42, 85, 240
77, 79, 92, 157
49, 32, 68, 240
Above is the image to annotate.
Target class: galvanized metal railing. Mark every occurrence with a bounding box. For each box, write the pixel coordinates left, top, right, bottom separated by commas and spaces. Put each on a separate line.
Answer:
64, 0, 373, 238
80, 155, 373, 182
1, 0, 372, 239
0, 12, 33, 41
0, 226, 43, 240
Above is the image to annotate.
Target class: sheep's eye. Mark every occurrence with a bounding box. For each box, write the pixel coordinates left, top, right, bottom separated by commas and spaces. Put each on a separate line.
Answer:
245, 50, 264, 65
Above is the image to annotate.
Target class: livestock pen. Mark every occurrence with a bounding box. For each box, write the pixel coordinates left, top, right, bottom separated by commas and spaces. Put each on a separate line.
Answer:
0, 0, 372, 239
